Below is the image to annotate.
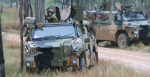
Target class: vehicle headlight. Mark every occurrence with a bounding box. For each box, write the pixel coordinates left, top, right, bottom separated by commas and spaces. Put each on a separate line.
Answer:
134, 31, 139, 34
72, 59, 77, 64
26, 62, 30, 67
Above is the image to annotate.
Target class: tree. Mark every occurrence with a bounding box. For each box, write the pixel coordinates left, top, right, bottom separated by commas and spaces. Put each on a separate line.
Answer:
86, 0, 89, 11
53, 0, 55, 4
141, 0, 143, 11
1, 0, 3, 13
0, 8, 5, 77
62, 0, 65, 9
35, 0, 45, 23
120, 0, 122, 3
10, 0, 12, 9
29, 0, 33, 17
66, 0, 69, 7
19, 0, 23, 72
81, 0, 83, 5
76, 0, 79, 5
146, 0, 149, 19
71, 0, 73, 6
24, 0, 29, 19
16, 0, 18, 9
114, 0, 116, 10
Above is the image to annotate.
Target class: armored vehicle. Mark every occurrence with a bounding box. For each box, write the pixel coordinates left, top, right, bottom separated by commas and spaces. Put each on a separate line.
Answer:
24, 6, 98, 73
88, 1, 150, 48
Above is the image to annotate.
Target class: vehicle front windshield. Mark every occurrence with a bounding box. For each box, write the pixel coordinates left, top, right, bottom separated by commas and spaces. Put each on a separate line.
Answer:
122, 12, 146, 21
33, 25, 76, 39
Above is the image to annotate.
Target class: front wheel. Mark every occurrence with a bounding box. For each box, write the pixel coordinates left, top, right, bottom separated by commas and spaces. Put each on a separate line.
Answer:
117, 33, 129, 48
79, 57, 87, 72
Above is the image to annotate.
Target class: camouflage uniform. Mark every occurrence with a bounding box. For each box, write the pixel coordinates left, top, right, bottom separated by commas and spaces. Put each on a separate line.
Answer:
45, 14, 58, 23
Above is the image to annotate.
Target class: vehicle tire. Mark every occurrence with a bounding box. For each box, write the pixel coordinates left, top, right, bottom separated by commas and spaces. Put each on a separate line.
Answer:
117, 33, 129, 48
26, 68, 35, 73
35, 62, 41, 74
96, 40, 99, 45
23, 26, 28, 37
92, 52, 96, 66
79, 57, 87, 72
142, 38, 150, 46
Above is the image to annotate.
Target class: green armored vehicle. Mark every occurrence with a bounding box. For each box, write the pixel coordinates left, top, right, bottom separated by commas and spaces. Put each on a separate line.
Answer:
88, 1, 150, 48
24, 6, 98, 72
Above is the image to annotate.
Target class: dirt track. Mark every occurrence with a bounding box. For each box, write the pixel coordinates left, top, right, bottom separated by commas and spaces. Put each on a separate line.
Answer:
98, 47, 150, 73
3, 32, 150, 74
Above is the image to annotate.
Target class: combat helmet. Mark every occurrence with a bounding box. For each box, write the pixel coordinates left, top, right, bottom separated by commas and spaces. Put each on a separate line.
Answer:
48, 9, 54, 14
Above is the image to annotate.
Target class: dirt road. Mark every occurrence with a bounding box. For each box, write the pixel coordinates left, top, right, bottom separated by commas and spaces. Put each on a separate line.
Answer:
98, 47, 150, 73
3, 32, 150, 74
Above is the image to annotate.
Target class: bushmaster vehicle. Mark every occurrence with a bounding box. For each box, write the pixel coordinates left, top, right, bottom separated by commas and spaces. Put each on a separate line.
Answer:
24, 6, 98, 73
87, 1, 150, 48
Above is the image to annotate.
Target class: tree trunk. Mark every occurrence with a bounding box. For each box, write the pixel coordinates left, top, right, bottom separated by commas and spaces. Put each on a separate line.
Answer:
71, 0, 73, 6
114, 0, 116, 10
66, 0, 69, 7
141, 0, 143, 11
86, 0, 89, 11
19, 0, 24, 72
146, 0, 149, 19
76, 0, 79, 5
29, 0, 33, 17
81, 0, 83, 5
1, 0, 3, 13
35, 0, 45, 23
16, 0, 18, 9
53, 0, 55, 4
91, 1, 95, 11
24, 0, 29, 19
120, 0, 122, 3
0, 10, 5, 77
10, 0, 12, 9
98, 0, 100, 3
62, 0, 64, 9
94, 2, 97, 11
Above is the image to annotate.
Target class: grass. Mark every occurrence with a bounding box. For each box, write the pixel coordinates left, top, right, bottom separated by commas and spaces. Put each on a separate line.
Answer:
98, 41, 150, 53
1, 6, 20, 34
2, 37, 149, 77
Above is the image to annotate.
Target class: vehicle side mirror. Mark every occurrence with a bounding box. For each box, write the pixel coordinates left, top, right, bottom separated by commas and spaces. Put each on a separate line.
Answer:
114, 14, 121, 21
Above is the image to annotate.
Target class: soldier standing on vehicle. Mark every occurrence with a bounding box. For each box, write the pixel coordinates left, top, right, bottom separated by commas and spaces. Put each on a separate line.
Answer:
45, 9, 58, 22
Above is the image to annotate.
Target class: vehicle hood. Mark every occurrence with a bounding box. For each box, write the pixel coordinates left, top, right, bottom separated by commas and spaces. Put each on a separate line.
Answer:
128, 21, 150, 26
32, 39, 72, 48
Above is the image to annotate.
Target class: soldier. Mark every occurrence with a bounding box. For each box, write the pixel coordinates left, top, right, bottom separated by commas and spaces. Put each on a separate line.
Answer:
99, 2, 106, 11
45, 9, 58, 22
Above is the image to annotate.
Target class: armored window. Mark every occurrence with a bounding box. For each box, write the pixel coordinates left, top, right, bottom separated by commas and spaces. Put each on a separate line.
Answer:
122, 12, 146, 21
33, 25, 76, 39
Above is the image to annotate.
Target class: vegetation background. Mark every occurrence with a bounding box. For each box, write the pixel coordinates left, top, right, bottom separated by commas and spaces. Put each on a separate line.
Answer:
0, 0, 150, 77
